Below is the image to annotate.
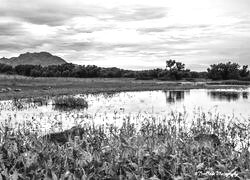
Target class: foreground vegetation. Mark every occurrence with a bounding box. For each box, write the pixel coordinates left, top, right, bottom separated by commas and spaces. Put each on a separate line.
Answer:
0, 111, 250, 179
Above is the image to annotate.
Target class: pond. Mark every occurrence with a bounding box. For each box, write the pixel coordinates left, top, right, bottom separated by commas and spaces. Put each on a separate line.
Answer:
0, 88, 249, 132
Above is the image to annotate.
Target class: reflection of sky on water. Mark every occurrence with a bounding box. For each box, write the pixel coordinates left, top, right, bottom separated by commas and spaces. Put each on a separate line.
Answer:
0, 88, 249, 132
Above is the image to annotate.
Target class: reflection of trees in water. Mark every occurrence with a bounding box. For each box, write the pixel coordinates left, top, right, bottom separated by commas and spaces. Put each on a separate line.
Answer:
208, 91, 249, 101
242, 92, 249, 99
164, 90, 187, 103
53, 106, 87, 111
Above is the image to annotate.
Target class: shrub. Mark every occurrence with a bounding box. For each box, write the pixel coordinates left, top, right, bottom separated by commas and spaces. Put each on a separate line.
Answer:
53, 96, 88, 110
207, 62, 249, 80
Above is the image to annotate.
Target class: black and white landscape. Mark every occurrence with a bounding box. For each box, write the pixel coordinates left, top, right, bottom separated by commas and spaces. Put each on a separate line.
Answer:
0, 0, 250, 179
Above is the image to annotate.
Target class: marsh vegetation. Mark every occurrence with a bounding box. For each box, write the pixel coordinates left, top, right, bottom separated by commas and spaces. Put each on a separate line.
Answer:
0, 110, 250, 179
53, 96, 88, 110
0, 88, 250, 179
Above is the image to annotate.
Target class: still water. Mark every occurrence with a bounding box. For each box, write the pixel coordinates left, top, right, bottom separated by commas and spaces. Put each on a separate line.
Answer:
0, 88, 249, 131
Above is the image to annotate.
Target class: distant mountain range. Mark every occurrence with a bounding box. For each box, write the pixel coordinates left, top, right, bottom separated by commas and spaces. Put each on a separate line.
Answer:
0, 52, 67, 66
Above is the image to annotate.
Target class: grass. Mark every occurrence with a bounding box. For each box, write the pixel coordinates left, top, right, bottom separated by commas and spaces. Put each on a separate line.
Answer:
0, 111, 250, 179
207, 80, 250, 86
53, 96, 88, 110
0, 74, 248, 100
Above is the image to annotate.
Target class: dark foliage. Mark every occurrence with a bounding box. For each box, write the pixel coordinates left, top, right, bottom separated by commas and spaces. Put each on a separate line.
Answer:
0, 62, 200, 80
207, 62, 250, 80
0, 63, 13, 74
135, 60, 208, 80
0, 60, 249, 81
0, 63, 135, 78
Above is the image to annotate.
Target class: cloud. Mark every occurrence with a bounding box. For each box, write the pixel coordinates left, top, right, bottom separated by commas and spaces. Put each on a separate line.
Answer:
137, 27, 166, 33
0, 0, 109, 26
0, 22, 25, 36
0, 0, 250, 70
0, 1, 168, 26
0, 39, 46, 51
107, 7, 168, 21
137, 25, 211, 33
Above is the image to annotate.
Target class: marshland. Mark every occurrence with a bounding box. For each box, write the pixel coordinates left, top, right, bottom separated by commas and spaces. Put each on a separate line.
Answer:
0, 61, 250, 180
0, 87, 250, 179
1, 0, 250, 178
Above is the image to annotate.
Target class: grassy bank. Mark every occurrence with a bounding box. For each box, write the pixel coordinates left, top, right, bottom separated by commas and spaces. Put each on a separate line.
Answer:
0, 112, 250, 179
207, 80, 250, 86
0, 74, 249, 100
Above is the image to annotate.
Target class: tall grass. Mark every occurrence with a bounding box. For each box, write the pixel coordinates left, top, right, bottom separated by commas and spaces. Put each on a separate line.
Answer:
0, 112, 250, 179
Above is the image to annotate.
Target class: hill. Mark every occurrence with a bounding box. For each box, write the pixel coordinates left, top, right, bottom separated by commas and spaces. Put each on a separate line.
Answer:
0, 52, 67, 66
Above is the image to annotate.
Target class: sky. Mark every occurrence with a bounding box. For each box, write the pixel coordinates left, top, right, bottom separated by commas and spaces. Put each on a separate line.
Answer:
0, 0, 250, 71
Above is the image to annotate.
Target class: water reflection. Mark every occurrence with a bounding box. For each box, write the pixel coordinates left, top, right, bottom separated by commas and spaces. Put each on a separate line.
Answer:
164, 90, 187, 103
242, 92, 249, 99
1, 88, 250, 132
208, 91, 249, 101
53, 105, 87, 111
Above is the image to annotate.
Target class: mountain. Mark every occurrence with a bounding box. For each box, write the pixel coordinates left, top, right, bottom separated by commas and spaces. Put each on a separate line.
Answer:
0, 52, 67, 66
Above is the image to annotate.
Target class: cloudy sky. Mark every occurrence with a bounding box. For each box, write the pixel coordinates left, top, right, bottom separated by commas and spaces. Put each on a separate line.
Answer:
0, 0, 250, 70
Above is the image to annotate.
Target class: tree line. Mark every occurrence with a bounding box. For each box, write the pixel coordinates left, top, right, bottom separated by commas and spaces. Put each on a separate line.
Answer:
0, 63, 135, 78
0, 60, 249, 81
207, 62, 249, 80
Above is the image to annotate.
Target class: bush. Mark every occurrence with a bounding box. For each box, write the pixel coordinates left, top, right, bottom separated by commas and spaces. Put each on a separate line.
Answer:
53, 96, 88, 110
0, 63, 13, 73
207, 62, 249, 80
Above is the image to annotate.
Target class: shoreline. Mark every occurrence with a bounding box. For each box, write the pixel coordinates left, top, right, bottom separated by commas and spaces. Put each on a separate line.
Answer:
0, 75, 249, 100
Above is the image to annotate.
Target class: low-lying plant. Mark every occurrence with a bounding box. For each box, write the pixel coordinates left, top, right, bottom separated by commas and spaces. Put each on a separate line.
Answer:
0, 112, 250, 179
53, 96, 88, 110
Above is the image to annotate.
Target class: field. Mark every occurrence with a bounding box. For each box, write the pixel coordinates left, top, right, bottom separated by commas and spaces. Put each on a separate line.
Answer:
0, 74, 248, 100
